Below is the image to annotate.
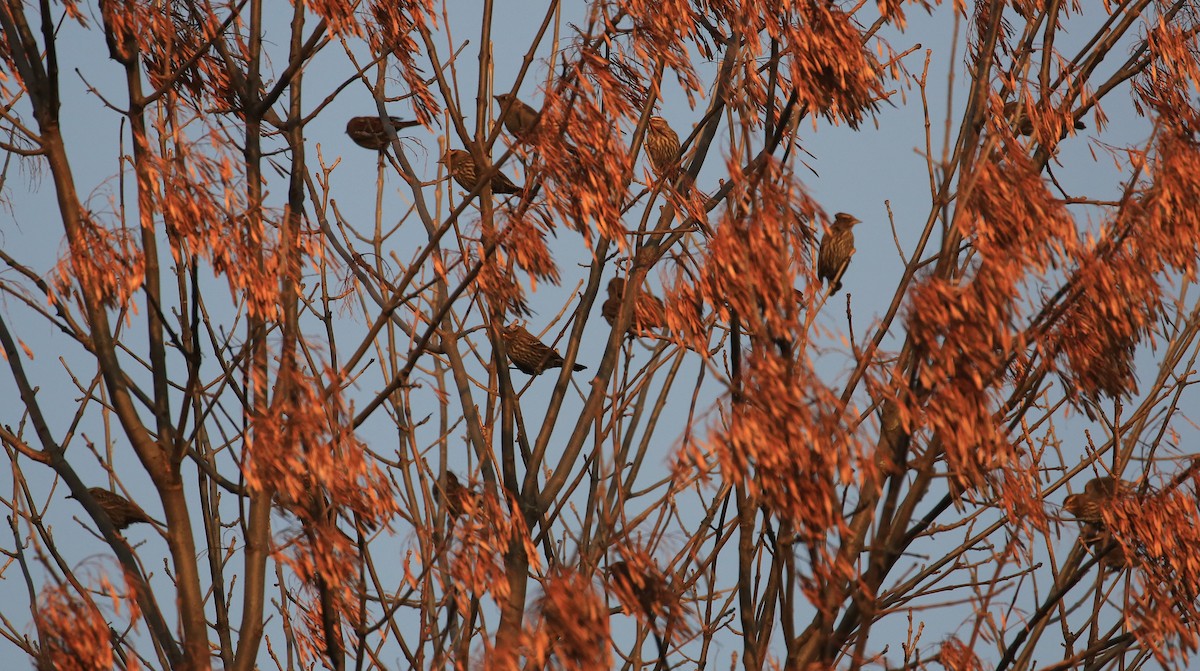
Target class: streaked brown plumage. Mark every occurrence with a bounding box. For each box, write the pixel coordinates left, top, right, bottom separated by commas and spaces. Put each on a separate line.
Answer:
494, 93, 541, 142
645, 116, 680, 175
601, 277, 666, 336
1063, 476, 1132, 523
436, 472, 479, 518
1063, 476, 1136, 569
1083, 475, 1126, 497
345, 116, 421, 151
500, 323, 587, 375
1002, 101, 1086, 137
606, 560, 669, 620
817, 212, 862, 294
439, 149, 524, 196
1062, 492, 1102, 524
69, 487, 154, 530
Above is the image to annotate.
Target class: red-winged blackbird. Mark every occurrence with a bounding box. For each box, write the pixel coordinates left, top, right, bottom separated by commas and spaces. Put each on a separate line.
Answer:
494, 93, 541, 143
601, 277, 666, 336
69, 487, 155, 530
500, 323, 586, 375
1002, 101, 1086, 138
439, 149, 525, 196
345, 116, 421, 151
644, 116, 681, 176
817, 212, 862, 294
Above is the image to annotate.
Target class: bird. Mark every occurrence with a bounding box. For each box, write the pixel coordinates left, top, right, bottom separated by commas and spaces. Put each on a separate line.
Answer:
1062, 476, 1132, 524
606, 560, 669, 621
439, 149, 525, 196
817, 212, 862, 294
644, 116, 681, 176
601, 277, 666, 337
68, 487, 155, 530
1002, 101, 1086, 138
434, 472, 479, 518
499, 323, 586, 375
1063, 491, 1103, 524
345, 116, 421, 151
1063, 476, 1137, 569
494, 93, 541, 143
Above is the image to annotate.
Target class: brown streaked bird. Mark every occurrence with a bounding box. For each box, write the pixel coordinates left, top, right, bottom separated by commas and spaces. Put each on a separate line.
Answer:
1063, 476, 1133, 524
1063, 476, 1138, 569
439, 149, 525, 196
817, 212, 862, 294
345, 116, 422, 151
606, 560, 669, 620
494, 93, 541, 143
644, 116, 681, 176
435, 472, 480, 518
68, 487, 155, 530
601, 277, 666, 337
1062, 491, 1103, 524
1002, 101, 1086, 138
500, 323, 586, 375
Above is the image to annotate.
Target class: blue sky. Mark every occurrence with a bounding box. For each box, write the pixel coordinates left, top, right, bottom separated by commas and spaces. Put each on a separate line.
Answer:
1, 1, 1191, 669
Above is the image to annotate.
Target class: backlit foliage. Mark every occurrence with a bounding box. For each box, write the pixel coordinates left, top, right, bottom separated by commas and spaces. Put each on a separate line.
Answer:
533, 57, 637, 244
33, 584, 119, 671
3, 1, 1200, 671
54, 216, 145, 308
528, 569, 611, 670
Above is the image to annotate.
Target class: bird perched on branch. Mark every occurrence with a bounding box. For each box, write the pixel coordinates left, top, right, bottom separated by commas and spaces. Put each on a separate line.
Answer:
1063, 476, 1136, 569
68, 487, 155, 530
606, 560, 670, 621
1063, 476, 1132, 523
345, 116, 421, 151
500, 323, 586, 375
1002, 101, 1086, 138
435, 472, 480, 518
440, 149, 525, 197
494, 93, 541, 143
601, 277, 666, 337
817, 212, 862, 294
644, 116, 681, 176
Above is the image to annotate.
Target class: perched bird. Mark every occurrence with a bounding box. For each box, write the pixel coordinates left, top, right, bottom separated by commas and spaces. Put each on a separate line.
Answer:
500, 323, 587, 375
1002, 101, 1086, 138
439, 149, 525, 197
494, 93, 541, 142
68, 487, 155, 530
817, 212, 862, 294
1063, 476, 1137, 569
601, 277, 666, 337
435, 472, 480, 518
606, 560, 669, 621
1063, 491, 1103, 524
345, 116, 421, 151
1063, 476, 1132, 524
644, 116, 681, 176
